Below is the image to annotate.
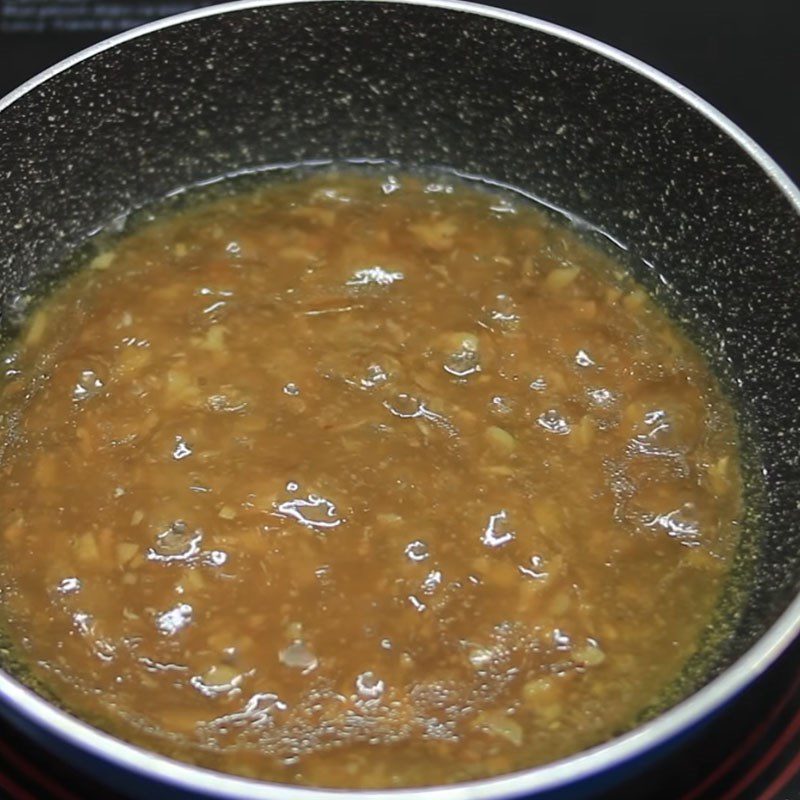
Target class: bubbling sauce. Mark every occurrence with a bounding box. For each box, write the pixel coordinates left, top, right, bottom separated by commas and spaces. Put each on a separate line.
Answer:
0, 171, 741, 788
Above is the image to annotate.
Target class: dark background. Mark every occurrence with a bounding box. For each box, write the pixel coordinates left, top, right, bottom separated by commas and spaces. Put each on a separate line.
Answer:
1, 0, 798, 183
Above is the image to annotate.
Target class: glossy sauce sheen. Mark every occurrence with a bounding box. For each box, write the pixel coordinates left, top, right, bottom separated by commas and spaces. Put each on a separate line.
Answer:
0, 173, 741, 788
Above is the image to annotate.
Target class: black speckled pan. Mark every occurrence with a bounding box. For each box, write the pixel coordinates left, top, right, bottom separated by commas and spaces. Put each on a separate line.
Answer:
0, 2, 798, 798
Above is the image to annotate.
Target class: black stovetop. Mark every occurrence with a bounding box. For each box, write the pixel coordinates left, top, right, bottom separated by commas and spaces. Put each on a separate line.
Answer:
0, 2, 798, 799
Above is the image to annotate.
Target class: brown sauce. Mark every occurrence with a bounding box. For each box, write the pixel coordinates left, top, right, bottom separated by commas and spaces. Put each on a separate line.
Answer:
0, 171, 741, 787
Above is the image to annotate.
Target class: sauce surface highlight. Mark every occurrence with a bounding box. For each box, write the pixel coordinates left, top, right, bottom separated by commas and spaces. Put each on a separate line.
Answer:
0, 172, 741, 788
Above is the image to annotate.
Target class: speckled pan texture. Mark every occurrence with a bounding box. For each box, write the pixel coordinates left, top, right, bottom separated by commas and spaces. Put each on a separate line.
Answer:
0, 0, 798, 704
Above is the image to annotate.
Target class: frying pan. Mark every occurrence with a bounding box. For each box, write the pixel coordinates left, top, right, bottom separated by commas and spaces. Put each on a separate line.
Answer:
0, 1, 798, 798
